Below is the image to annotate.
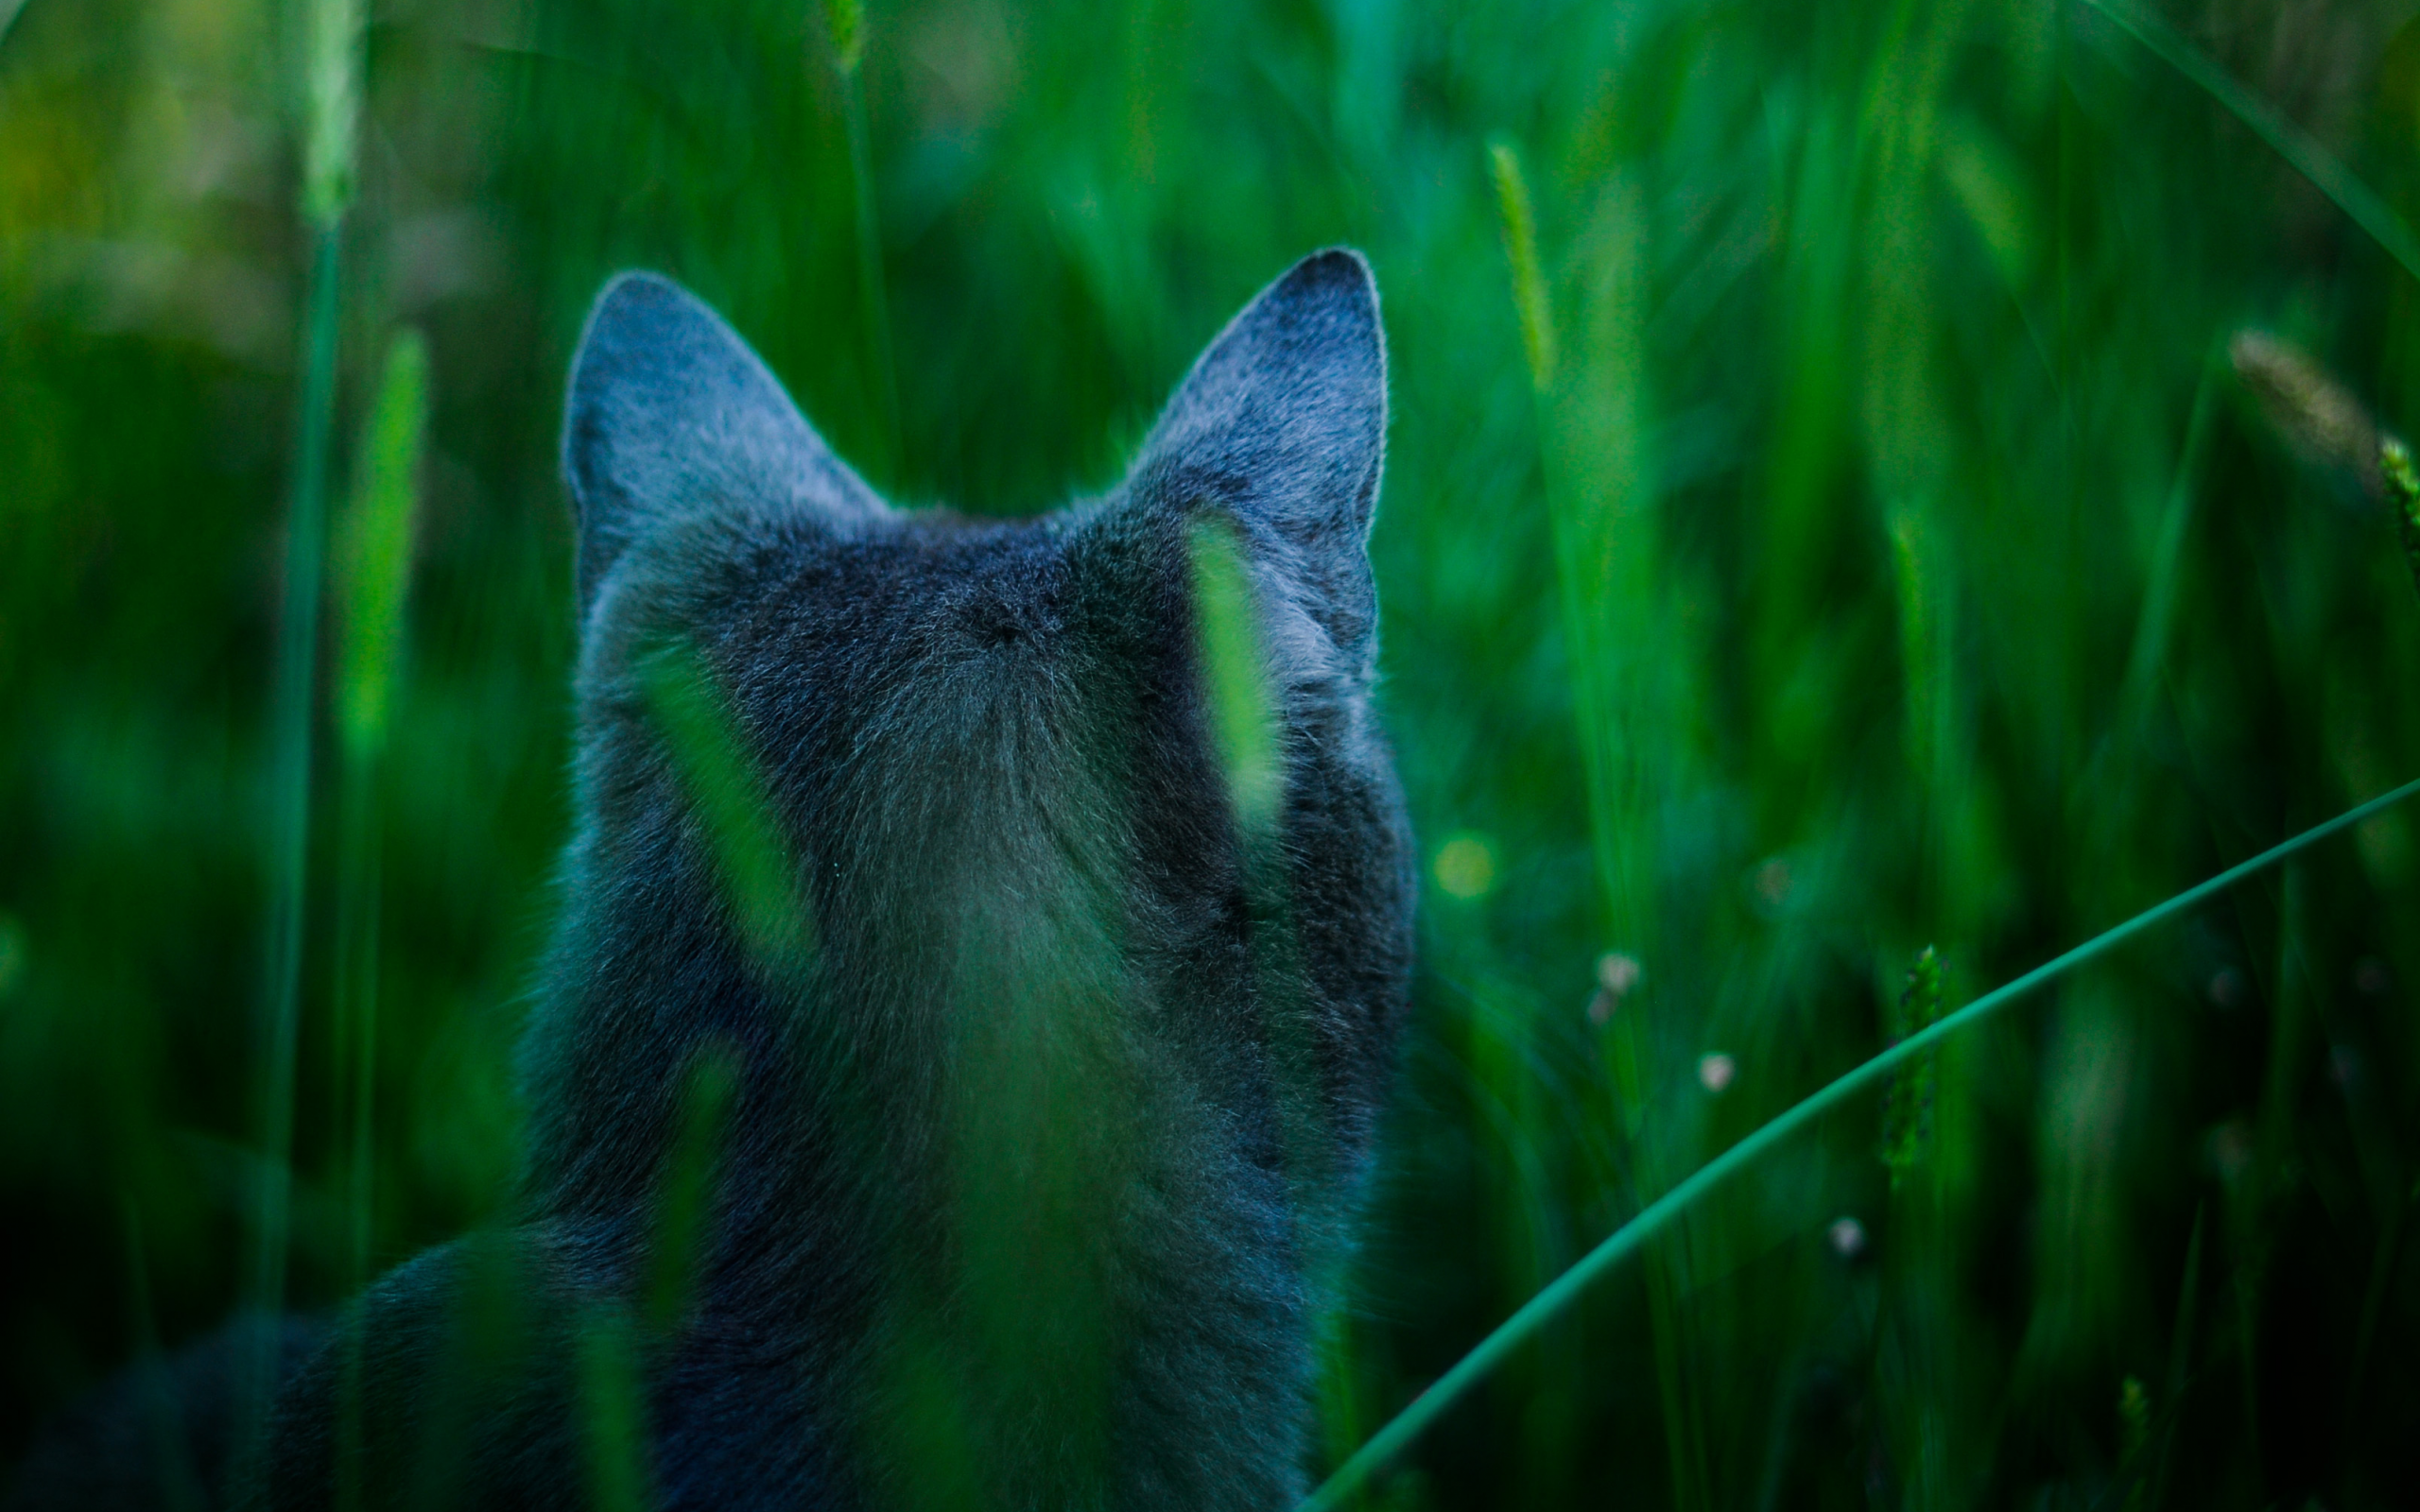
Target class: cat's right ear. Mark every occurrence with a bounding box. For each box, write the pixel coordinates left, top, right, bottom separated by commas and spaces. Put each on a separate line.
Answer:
562, 272, 884, 610
1125, 249, 1387, 660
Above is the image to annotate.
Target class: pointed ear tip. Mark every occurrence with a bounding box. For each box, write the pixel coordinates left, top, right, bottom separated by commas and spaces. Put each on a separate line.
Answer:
1295, 246, 1374, 284
1269, 251, 1384, 384
1282, 248, 1379, 314
590, 269, 685, 316
573, 271, 711, 372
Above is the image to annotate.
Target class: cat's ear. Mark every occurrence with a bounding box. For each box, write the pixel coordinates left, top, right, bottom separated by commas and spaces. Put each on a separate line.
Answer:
1127, 249, 1387, 655
562, 272, 884, 610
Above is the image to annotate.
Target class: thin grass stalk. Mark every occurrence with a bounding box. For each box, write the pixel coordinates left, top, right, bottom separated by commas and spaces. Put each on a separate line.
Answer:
1491, 133, 1688, 1508
244, 0, 361, 1482
241, 215, 342, 1493
1485, 137, 1613, 1497
1296, 775, 2420, 1511
1489, 140, 1640, 939
827, 0, 898, 483
2077, 0, 2420, 283
2116, 344, 2221, 730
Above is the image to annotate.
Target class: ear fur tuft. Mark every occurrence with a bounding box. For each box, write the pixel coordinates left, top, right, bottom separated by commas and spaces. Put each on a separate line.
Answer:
562, 273, 884, 610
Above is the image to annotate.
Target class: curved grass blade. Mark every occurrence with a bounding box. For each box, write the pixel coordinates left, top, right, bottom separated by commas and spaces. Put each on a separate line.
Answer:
2077, 0, 2420, 284
1298, 775, 2420, 1512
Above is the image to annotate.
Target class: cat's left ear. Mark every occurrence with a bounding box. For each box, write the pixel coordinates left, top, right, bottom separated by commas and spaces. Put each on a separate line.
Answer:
562, 272, 885, 612
1127, 249, 1387, 657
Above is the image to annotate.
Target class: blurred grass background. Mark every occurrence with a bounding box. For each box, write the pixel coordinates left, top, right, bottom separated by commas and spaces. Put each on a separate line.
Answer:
8, 0, 2420, 1504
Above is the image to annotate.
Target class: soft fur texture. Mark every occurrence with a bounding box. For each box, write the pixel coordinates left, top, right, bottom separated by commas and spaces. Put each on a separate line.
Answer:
9, 250, 1413, 1512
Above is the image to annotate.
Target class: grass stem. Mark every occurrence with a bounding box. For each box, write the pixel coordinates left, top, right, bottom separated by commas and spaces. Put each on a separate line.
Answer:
1298, 774, 2420, 1511
832, 27, 898, 484
240, 217, 343, 1493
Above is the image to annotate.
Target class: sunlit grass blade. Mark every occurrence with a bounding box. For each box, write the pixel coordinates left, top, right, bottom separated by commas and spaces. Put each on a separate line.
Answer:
1186, 517, 1334, 1217
1488, 139, 1554, 390
1187, 519, 1282, 836
1298, 775, 2420, 1512
635, 640, 814, 972
2078, 0, 2420, 283
335, 333, 427, 765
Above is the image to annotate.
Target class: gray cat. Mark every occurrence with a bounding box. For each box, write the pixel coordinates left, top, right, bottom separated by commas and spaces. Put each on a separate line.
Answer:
9, 249, 1413, 1512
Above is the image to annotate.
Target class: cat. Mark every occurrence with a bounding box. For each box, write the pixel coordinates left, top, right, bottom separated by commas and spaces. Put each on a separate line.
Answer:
9, 248, 1413, 1512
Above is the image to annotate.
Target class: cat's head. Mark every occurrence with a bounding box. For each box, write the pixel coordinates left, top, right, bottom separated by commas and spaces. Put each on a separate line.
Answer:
535, 252, 1412, 1222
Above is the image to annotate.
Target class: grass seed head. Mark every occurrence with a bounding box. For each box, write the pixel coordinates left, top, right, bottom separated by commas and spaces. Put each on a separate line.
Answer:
2230, 329, 2380, 494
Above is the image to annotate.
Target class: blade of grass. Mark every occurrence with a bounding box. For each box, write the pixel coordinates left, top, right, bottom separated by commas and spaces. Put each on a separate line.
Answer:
2115, 340, 2221, 731
241, 214, 343, 1499
826, 0, 898, 485
644, 1040, 740, 1333
634, 639, 815, 973
579, 1303, 652, 1512
1297, 774, 2420, 1512
244, 0, 361, 1482
2077, 0, 2420, 284
2146, 1205, 2203, 1512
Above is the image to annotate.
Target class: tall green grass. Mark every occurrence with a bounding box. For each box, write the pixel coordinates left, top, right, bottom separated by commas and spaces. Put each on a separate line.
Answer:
9, 0, 2420, 1507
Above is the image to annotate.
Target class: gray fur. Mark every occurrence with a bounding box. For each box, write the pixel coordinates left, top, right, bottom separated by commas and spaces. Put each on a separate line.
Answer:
9, 251, 1413, 1512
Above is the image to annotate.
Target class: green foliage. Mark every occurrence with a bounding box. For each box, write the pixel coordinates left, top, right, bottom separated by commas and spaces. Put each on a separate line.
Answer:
10, 0, 2420, 1507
